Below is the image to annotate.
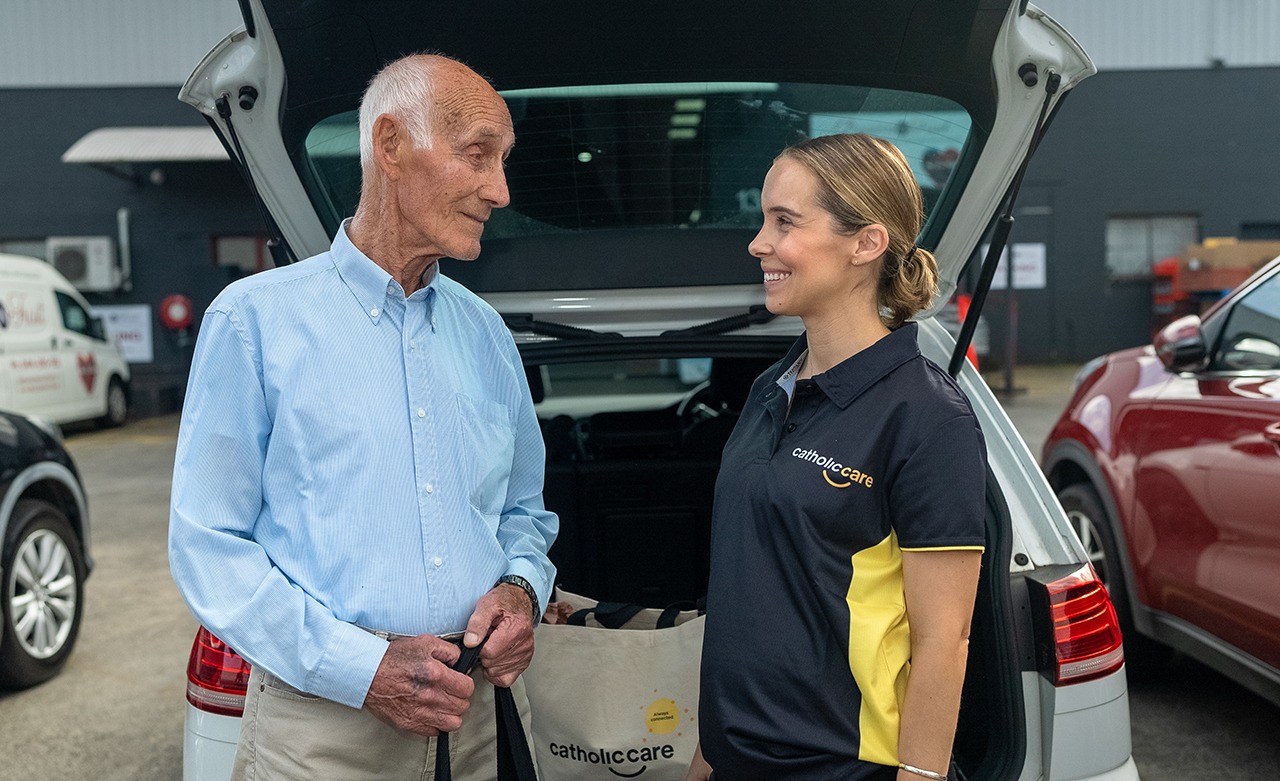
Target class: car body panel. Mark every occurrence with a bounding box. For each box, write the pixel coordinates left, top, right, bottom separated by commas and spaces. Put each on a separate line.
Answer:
1044, 257, 1280, 704
182, 705, 240, 781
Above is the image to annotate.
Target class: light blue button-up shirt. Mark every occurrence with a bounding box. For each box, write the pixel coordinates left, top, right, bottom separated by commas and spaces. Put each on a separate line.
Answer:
169, 223, 557, 709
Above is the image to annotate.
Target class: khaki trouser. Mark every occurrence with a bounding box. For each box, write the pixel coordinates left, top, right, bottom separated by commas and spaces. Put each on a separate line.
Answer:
231, 664, 535, 780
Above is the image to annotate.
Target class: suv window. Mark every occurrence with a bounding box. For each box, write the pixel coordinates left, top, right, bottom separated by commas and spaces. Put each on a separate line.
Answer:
302, 82, 972, 241
1213, 271, 1280, 371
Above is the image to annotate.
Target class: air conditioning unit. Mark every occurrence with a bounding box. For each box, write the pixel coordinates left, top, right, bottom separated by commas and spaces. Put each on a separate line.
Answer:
45, 236, 121, 292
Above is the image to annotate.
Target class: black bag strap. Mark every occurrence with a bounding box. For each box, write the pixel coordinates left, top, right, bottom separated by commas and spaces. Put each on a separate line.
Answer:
434, 640, 537, 781
657, 601, 697, 629
567, 601, 646, 628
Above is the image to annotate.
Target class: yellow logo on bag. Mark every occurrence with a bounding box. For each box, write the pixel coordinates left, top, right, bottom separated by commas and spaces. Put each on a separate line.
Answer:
645, 698, 679, 735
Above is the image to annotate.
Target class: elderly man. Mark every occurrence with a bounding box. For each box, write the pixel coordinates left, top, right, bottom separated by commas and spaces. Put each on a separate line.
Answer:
169, 53, 556, 779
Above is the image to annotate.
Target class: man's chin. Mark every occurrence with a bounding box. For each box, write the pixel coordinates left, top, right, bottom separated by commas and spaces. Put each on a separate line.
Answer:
444, 242, 483, 262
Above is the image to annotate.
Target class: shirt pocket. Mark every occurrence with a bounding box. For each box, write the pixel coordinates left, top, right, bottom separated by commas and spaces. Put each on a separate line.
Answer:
454, 393, 515, 517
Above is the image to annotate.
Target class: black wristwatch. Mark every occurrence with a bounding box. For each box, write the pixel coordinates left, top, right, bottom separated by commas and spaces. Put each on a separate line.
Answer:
496, 575, 540, 623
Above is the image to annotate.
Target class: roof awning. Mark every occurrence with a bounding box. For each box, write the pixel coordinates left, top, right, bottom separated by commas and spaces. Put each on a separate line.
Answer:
62, 126, 228, 164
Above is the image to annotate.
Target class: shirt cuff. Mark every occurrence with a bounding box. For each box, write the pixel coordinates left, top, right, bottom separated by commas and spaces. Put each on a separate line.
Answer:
505, 559, 550, 618
306, 623, 390, 709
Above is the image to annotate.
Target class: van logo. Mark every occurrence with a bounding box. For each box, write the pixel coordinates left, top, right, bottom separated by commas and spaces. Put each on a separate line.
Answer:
77, 354, 97, 393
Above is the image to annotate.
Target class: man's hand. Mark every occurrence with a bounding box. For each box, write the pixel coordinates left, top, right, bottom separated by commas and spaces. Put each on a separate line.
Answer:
463, 583, 536, 687
363, 634, 476, 736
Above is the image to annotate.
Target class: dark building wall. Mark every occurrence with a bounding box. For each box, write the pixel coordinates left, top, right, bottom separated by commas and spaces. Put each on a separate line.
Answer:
989, 66, 1280, 365
0, 86, 261, 415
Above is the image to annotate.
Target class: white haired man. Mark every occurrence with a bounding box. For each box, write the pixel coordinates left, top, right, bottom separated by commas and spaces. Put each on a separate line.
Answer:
170, 53, 556, 779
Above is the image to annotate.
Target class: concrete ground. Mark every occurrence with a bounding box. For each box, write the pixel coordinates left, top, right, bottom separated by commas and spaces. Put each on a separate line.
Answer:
980, 362, 1081, 457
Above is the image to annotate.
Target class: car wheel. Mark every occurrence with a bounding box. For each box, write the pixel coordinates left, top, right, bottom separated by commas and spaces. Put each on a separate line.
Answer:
0, 500, 86, 690
1058, 482, 1171, 679
100, 376, 128, 428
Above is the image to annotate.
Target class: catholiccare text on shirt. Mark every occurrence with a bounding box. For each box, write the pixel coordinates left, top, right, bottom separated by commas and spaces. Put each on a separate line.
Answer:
169, 223, 557, 709
699, 323, 987, 780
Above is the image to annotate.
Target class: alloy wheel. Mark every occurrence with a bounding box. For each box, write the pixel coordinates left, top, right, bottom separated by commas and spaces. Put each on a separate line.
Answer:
7, 528, 78, 660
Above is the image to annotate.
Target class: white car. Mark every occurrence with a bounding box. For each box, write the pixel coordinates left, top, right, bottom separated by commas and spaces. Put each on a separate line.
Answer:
178, 2, 1140, 780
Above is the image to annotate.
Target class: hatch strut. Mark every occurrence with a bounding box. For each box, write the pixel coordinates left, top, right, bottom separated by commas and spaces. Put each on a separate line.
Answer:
213, 93, 297, 266
948, 65, 1062, 378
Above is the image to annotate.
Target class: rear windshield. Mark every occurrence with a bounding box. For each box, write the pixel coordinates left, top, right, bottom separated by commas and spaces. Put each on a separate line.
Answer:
302, 82, 972, 243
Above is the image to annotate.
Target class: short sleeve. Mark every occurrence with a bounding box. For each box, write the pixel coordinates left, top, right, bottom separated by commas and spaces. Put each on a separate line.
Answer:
889, 413, 987, 550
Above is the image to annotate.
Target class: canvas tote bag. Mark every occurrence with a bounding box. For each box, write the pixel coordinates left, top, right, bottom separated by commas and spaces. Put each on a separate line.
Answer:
523, 589, 704, 781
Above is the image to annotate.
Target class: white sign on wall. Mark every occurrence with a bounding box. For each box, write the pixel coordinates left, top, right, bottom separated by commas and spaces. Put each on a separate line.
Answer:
95, 304, 154, 363
983, 242, 1047, 290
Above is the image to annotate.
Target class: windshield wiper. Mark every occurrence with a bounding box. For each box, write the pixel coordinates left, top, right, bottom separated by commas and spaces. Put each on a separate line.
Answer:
501, 313, 622, 340
661, 304, 776, 338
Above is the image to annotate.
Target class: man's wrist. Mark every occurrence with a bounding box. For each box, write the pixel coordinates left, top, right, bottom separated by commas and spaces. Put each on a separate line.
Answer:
496, 575, 540, 623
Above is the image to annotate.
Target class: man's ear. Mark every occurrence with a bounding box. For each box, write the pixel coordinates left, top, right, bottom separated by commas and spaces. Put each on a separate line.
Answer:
371, 114, 405, 180
851, 224, 890, 266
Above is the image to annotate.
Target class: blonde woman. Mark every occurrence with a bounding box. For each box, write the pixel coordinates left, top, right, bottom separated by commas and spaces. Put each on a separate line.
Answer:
688, 134, 986, 781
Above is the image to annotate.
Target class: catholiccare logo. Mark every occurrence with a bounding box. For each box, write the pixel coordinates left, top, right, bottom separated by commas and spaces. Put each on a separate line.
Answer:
545, 697, 690, 777
791, 447, 874, 489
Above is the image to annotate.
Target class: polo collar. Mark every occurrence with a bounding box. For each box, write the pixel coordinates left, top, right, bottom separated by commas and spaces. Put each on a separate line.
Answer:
331, 220, 440, 322
792, 322, 922, 409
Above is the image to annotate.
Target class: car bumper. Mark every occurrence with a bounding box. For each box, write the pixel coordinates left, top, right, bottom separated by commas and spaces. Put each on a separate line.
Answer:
183, 703, 240, 781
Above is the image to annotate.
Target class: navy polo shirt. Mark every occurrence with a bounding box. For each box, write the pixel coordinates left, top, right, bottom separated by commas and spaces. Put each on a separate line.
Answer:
699, 323, 987, 780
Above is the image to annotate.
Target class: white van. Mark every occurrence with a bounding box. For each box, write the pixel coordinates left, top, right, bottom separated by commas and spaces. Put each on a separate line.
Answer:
0, 253, 130, 426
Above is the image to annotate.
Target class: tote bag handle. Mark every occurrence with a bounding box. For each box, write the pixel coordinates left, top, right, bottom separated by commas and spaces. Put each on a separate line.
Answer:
434, 641, 537, 781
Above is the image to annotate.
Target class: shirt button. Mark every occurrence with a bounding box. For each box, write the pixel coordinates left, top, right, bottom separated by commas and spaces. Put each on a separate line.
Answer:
370, 307, 379, 317
786, 423, 797, 433
417, 408, 426, 418
433, 557, 443, 568
409, 340, 416, 350
425, 483, 434, 494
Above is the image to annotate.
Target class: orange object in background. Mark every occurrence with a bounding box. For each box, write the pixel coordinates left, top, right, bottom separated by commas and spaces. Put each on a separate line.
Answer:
955, 293, 979, 370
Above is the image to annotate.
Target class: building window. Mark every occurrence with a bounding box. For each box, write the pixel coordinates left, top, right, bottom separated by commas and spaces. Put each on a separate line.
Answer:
1105, 215, 1198, 279
213, 236, 270, 275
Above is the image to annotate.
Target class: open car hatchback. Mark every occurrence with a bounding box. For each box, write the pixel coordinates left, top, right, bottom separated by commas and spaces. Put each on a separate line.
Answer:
175, 2, 1142, 780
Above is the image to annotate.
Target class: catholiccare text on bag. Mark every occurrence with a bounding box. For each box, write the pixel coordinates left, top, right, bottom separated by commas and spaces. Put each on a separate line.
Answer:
523, 589, 704, 781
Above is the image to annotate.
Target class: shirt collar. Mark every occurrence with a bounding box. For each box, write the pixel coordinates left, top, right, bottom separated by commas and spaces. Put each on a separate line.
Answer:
784, 322, 922, 410
331, 220, 440, 322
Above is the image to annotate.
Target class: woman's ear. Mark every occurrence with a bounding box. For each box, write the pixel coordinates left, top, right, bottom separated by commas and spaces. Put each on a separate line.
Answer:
851, 224, 890, 266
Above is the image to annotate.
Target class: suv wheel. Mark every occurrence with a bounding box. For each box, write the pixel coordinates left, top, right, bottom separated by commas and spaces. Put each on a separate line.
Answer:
0, 500, 86, 690
1058, 482, 1171, 679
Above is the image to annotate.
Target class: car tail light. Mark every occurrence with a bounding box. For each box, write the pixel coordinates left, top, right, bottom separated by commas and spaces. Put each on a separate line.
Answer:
1028, 564, 1125, 685
186, 626, 251, 717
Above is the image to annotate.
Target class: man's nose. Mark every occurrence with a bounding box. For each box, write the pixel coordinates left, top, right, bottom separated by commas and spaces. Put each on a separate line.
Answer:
481, 167, 511, 208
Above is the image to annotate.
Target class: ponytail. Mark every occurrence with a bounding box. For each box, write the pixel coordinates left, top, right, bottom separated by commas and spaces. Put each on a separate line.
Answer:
879, 244, 939, 329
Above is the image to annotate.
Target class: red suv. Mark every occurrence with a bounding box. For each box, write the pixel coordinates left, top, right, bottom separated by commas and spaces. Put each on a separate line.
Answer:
1043, 255, 1280, 705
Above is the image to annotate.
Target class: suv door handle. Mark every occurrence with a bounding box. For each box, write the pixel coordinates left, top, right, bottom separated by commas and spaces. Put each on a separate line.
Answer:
1264, 422, 1280, 453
